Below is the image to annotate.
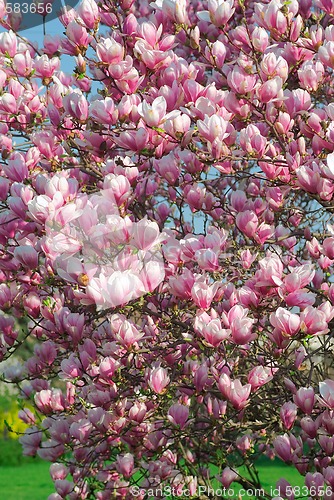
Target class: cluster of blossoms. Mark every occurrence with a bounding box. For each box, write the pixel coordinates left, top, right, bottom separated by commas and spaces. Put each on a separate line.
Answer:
2, 0, 334, 498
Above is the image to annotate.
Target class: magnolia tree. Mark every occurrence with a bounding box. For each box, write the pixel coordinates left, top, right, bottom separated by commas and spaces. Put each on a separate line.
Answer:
2, 0, 334, 498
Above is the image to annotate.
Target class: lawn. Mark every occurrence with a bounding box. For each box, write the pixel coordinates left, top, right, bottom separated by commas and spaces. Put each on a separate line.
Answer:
0, 438, 53, 499
238, 455, 305, 499
0, 461, 53, 500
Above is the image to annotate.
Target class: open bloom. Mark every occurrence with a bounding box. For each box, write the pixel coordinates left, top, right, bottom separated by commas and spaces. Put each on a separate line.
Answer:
270, 308, 301, 337
138, 96, 168, 127
197, 0, 235, 27
150, 0, 188, 23
218, 374, 251, 410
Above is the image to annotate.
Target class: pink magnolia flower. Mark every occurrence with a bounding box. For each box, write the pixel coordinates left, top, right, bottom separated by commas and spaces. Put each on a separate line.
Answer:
63, 91, 88, 122
115, 127, 150, 152
0, 93, 17, 114
197, 115, 229, 142
319, 379, 334, 409
318, 435, 334, 455
227, 67, 257, 94
218, 374, 251, 410
319, 41, 334, 68
194, 364, 209, 392
317, 0, 334, 15
239, 125, 267, 157
13, 51, 33, 77
293, 387, 315, 414
50, 463, 69, 481
197, 0, 235, 27
323, 466, 334, 489
61, 355, 83, 379
217, 467, 238, 488
57, 257, 97, 286
103, 174, 132, 206
273, 434, 293, 462
0, 30, 17, 57
300, 417, 318, 439
96, 37, 124, 64
230, 314, 256, 345
115, 320, 145, 348
185, 183, 206, 211
34, 55, 60, 79
194, 311, 230, 347
168, 404, 189, 429
137, 96, 167, 127
280, 402, 298, 430
139, 258, 165, 292
281, 264, 315, 293
248, 366, 277, 390
251, 27, 269, 52
150, 0, 188, 23
100, 271, 145, 308
131, 218, 162, 251
19, 426, 43, 456
164, 113, 191, 139
275, 478, 295, 500
255, 253, 283, 288
70, 419, 92, 443
236, 211, 259, 238
270, 308, 301, 336
66, 21, 90, 49
37, 440, 65, 462
254, 0, 292, 36
35, 389, 65, 414
274, 112, 294, 135
54, 479, 74, 497
300, 306, 328, 335
191, 281, 217, 309
257, 77, 283, 103
128, 402, 147, 424
304, 472, 325, 497
14, 246, 38, 268
3, 152, 28, 182
260, 54, 288, 81
77, 0, 99, 29
134, 40, 172, 71
323, 237, 334, 259
89, 97, 118, 125
236, 435, 252, 453
18, 408, 36, 425
298, 60, 324, 91
148, 366, 170, 394
195, 248, 220, 271
116, 453, 135, 478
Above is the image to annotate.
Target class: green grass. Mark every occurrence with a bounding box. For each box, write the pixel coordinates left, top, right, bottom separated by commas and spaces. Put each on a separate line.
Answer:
0, 439, 53, 499
0, 439, 305, 500
253, 455, 304, 487
0, 461, 53, 500
237, 456, 305, 499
